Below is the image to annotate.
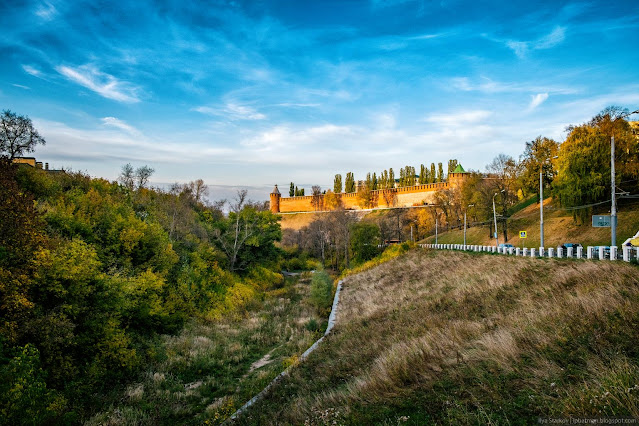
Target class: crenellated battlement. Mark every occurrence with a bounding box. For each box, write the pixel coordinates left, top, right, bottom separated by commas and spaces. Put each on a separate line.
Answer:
270, 166, 469, 213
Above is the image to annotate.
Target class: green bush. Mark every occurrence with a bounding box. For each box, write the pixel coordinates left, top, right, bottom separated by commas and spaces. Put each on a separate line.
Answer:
310, 270, 333, 315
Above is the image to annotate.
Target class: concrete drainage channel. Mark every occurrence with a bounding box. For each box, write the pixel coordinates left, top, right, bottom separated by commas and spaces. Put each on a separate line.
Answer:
223, 280, 343, 424
422, 243, 639, 262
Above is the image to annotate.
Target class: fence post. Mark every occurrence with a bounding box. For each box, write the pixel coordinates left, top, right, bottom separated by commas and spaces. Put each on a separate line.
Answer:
557, 246, 563, 258
539, 247, 545, 257
548, 247, 554, 258
523, 248, 528, 257
531, 248, 536, 257
610, 246, 617, 261
567, 247, 573, 258
599, 246, 605, 260
577, 246, 583, 259
623, 246, 630, 262
516, 248, 521, 256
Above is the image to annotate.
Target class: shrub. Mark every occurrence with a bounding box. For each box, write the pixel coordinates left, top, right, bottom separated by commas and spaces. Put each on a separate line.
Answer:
310, 270, 333, 315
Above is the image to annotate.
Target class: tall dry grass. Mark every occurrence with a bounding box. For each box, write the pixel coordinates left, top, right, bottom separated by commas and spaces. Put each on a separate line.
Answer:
239, 250, 639, 424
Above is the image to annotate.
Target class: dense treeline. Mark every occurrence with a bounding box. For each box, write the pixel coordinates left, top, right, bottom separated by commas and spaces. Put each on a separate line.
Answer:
405, 107, 639, 241
0, 160, 282, 423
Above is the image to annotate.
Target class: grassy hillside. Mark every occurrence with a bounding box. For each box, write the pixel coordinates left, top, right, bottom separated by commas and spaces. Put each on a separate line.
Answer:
280, 212, 320, 231
86, 273, 325, 425
423, 198, 639, 247
238, 249, 639, 424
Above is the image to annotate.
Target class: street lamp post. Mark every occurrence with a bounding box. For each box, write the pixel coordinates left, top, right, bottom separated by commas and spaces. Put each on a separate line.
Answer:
539, 156, 558, 249
492, 190, 504, 247
464, 204, 474, 248
611, 134, 616, 247
540, 170, 544, 248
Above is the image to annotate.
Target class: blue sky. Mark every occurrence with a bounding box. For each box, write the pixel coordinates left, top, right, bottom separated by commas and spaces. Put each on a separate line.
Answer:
2, 0, 639, 201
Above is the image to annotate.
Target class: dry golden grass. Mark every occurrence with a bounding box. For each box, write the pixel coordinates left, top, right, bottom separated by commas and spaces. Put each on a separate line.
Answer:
240, 250, 639, 424
279, 213, 319, 231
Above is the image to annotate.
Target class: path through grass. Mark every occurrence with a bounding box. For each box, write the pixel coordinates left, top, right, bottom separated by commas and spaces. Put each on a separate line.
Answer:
87, 274, 325, 425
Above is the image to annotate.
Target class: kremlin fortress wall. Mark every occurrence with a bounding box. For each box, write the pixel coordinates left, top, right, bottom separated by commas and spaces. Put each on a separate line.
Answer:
270, 169, 469, 214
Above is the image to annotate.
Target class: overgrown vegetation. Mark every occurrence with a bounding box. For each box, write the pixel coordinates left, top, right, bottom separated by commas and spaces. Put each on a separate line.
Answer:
309, 269, 333, 316
0, 159, 282, 423
87, 273, 324, 425
238, 249, 639, 424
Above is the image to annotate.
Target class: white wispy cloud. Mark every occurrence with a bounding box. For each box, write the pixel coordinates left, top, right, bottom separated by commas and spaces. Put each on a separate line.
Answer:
449, 76, 578, 95
56, 64, 140, 103
35, 1, 57, 20
12, 84, 31, 90
425, 110, 493, 125
494, 26, 566, 58
528, 93, 549, 110
193, 103, 266, 120
225, 103, 266, 120
101, 117, 142, 137
22, 64, 43, 77
535, 27, 566, 49
240, 124, 355, 150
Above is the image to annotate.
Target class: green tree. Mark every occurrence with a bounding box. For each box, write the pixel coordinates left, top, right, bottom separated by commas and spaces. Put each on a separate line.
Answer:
388, 168, 395, 187
289, 182, 295, 197
437, 162, 444, 182
309, 269, 333, 315
430, 163, 436, 183
0, 158, 45, 343
350, 222, 381, 264
214, 190, 282, 272
553, 107, 637, 222
486, 153, 520, 241
0, 110, 46, 159
345, 172, 355, 193
333, 174, 342, 193
372, 172, 378, 190
447, 159, 458, 174
519, 136, 560, 200
408, 166, 416, 186
135, 165, 154, 190
119, 164, 135, 191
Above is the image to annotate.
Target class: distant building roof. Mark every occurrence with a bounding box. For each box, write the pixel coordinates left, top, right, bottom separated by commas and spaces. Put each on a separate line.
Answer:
452, 164, 466, 173
271, 184, 281, 195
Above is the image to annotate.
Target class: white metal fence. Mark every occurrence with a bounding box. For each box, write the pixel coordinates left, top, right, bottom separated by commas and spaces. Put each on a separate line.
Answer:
420, 243, 639, 263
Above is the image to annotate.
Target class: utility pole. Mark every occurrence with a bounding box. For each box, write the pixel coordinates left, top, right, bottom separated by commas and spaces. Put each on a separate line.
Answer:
540, 170, 544, 248
464, 204, 474, 248
492, 192, 502, 247
435, 216, 438, 245
540, 156, 557, 249
611, 135, 617, 247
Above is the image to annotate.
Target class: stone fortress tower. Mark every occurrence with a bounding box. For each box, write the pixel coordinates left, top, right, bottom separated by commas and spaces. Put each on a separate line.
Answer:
270, 185, 281, 213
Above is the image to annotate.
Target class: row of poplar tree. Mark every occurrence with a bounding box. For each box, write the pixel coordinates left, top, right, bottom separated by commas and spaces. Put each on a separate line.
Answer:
288, 159, 459, 196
